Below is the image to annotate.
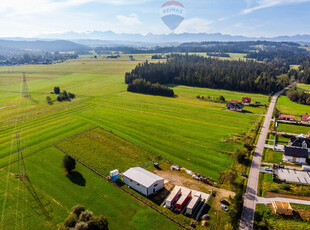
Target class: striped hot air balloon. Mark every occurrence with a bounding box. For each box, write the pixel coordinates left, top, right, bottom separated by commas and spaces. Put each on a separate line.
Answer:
160, 1, 185, 32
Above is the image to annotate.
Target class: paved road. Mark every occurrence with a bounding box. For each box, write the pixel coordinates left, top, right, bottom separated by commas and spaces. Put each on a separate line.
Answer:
239, 84, 295, 230
256, 196, 310, 205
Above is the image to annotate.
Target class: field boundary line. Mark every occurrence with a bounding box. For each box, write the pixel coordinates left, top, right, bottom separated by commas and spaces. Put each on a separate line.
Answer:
54, 144, 188, 229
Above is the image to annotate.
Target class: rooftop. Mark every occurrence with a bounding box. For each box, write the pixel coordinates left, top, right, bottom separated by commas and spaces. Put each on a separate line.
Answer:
284, 146, 308, 158
123, 167, 164, 188
289, 136, 310, 148
280, 114, 295, 119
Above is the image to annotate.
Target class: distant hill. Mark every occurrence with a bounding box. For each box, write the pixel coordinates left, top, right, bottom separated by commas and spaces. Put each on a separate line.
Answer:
0, 39, 90, 52
37, 31, 310, 45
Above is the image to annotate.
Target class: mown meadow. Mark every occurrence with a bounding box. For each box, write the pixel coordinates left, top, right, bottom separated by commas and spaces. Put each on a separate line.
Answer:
0, 54, 267, 229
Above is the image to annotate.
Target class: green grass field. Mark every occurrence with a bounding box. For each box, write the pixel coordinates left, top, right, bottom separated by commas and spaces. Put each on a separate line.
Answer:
0, 147, 179, 230
57, 127, 158, 175
277, 95, 310, 116
0, 55, 266, 229
278, 123, 310, 135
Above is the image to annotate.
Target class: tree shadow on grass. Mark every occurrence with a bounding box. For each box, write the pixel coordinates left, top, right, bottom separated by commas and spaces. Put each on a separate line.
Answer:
66, 171, 86, 186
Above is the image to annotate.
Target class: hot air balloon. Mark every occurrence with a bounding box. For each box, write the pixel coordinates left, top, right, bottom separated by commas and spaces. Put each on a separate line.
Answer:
160, 1, 185, 32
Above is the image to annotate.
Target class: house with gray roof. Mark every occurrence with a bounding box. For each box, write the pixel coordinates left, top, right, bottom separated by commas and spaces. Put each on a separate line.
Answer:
122, 167, 164, 196
284, 146, 308, 164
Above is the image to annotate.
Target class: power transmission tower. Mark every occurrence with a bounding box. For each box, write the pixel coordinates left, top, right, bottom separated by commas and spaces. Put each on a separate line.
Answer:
22, 73, 31, 98
14, 132, 28, 179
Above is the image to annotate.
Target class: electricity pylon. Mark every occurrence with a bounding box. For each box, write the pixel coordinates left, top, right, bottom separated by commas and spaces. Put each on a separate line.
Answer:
22, 73, 31, 98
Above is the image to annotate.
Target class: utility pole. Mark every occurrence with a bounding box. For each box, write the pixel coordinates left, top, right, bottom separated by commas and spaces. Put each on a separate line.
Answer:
22, 73, 31, 98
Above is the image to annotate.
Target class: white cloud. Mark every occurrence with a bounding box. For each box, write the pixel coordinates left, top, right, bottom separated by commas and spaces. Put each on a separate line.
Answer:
117, 14, 142, 26
175, 18, 213, 33
243, 0, 310, 14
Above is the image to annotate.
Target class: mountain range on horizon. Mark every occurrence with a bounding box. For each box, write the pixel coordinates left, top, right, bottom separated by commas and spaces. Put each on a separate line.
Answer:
35, 31, 310, 45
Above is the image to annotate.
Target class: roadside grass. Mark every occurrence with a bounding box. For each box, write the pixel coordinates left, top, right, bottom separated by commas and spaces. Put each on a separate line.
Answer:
57, 127, 158, 175
254, 204, 310, 230
0, 147, 180, 230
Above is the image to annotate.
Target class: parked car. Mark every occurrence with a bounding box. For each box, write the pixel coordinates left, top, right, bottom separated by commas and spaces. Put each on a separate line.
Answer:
241, 174, 248, 178
221, 205, 229, 212
264, 167, 273, 172
220, 199, 230, 206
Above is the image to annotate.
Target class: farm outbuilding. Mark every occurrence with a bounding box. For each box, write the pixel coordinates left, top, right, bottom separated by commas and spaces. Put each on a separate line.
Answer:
242, 97, 251, 105
109, 169, 119, 182
166, 188, 181, 208
175, 190, 191, 212
122, 167, 164, 196
186, 193, 201, 215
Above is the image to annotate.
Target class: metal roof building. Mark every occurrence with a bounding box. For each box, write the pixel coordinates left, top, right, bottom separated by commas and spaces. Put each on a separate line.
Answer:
123, 167, 164, 196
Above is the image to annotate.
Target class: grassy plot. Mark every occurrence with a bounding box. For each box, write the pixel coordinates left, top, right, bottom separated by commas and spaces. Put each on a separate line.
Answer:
277, 95, 310, 116
263, 149, 283, 164
57, 127, 158, 175
0, 147, 180, 230
278, 123, 310, 135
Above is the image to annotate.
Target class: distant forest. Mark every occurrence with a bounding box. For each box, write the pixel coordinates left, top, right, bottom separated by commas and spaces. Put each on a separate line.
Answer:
0, 53, 78, 66
95, 41, 303, 55
125, 54, 296, 94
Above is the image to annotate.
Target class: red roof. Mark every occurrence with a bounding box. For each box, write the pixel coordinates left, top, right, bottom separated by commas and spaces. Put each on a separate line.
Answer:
302, 114, 310, 121
280, 114, 295, 119
231, 100, 238, 103
161, 1, 185, 8
242, 97, 251, 103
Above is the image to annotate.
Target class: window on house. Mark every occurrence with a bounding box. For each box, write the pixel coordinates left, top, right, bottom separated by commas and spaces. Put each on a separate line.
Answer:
154, 184, 158, 187
137, 183, 140, 186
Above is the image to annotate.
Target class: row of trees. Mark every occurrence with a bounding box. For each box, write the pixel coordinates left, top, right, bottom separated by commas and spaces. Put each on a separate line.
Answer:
286, 86, 310, 105
125, 54, 293, 94
245, 50, 310, 65
0, 53, 78, 66
127, 79, 174, 97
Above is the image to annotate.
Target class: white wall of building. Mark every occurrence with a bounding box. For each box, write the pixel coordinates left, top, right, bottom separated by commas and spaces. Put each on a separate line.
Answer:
284, 156, 307, 164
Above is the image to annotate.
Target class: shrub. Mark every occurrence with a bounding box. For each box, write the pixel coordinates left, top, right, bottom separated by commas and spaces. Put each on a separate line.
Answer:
65, 213, 78, 228
54, 86, 60, 94
74, 222, 88, 230
62, 155, 76, 174
79, 211, 94, 222
269, 187, 279, 193
88, 216, 109, 230
280, 183, 291, 191
72, 205, 85, 217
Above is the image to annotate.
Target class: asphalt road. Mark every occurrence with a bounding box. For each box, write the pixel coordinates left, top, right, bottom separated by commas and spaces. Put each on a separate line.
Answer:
239, 84, 295, 230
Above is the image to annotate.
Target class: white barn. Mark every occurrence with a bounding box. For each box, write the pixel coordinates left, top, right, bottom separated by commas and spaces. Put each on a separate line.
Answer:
122, 167, 164, 196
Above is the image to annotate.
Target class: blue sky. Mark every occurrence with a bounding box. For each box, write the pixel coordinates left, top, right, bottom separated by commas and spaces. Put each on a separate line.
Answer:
0, 0, 310, 37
